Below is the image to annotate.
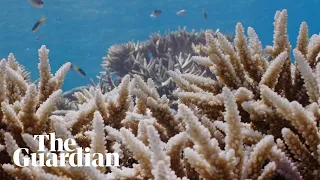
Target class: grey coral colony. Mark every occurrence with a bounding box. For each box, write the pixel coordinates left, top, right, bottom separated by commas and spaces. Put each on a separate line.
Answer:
0, 9, 320, 180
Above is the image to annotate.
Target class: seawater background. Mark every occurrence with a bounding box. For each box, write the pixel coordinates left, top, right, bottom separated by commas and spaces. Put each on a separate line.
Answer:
0, 0, 319, 91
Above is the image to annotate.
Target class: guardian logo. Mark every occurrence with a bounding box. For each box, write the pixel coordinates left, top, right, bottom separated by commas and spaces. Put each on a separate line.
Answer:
13, 133, 119, 167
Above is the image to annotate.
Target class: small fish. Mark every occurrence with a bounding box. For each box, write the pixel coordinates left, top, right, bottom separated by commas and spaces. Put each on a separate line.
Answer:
28, 0, 43, 8
215, 29, 220, 33
177, 9, 187, 15
129, 50, 135, 54
202, 8, 207, 20
71, 64, 86, 77
150, 10, 162, 18
32, 17, 46, 32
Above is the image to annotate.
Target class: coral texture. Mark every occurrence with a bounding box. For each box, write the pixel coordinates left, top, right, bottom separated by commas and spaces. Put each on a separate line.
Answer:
100, 28, 227, 97
1, 9, 320, 180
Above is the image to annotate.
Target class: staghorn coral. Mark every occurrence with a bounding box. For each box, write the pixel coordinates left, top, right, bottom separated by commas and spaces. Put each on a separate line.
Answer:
1, 9, 320, 180
168, 9, 320, 179
56, 70, 120, 116
0, 45, 71, 179
101, 27, 208, 77
100, 27, 225, 97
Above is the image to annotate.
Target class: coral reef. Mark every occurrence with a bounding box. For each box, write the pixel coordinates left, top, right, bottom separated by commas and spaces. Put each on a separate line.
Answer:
1, 9, 320, 180
0, 45, 71, 179
101, 27, 209, 77
100, 27, 226, 97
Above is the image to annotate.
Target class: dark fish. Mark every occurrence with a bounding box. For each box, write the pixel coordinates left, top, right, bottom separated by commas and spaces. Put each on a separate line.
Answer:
28, 0, 43, 8
202, 8, 207, 20
150, 10, 162, 18
32, 17, 46, 32
71, 64, 86, 77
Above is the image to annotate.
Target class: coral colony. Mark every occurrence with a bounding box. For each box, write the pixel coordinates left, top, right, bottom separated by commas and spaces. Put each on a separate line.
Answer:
1, 9, 320, 180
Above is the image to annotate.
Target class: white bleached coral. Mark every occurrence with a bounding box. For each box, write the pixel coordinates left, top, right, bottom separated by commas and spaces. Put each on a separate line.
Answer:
1, 9, 320, 180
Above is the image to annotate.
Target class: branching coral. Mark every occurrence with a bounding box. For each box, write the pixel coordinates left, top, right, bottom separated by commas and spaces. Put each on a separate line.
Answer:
100, 28, 223, 98
102, 27, 208, 76
0, 45, 70, 179
1, 9, 320, 180
169, 9, 320, 179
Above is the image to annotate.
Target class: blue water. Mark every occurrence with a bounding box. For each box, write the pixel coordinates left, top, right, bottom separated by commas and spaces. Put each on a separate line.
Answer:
1, 0, 319, 91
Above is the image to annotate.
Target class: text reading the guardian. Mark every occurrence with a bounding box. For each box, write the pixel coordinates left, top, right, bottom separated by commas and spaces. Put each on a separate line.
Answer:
13, 133, 120, 167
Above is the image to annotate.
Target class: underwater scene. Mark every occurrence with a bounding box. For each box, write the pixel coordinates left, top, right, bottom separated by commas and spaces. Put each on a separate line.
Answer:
1, 0, 320, 179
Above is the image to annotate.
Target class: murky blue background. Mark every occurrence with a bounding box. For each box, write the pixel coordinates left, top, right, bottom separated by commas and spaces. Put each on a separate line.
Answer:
0, 0, 319, 90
